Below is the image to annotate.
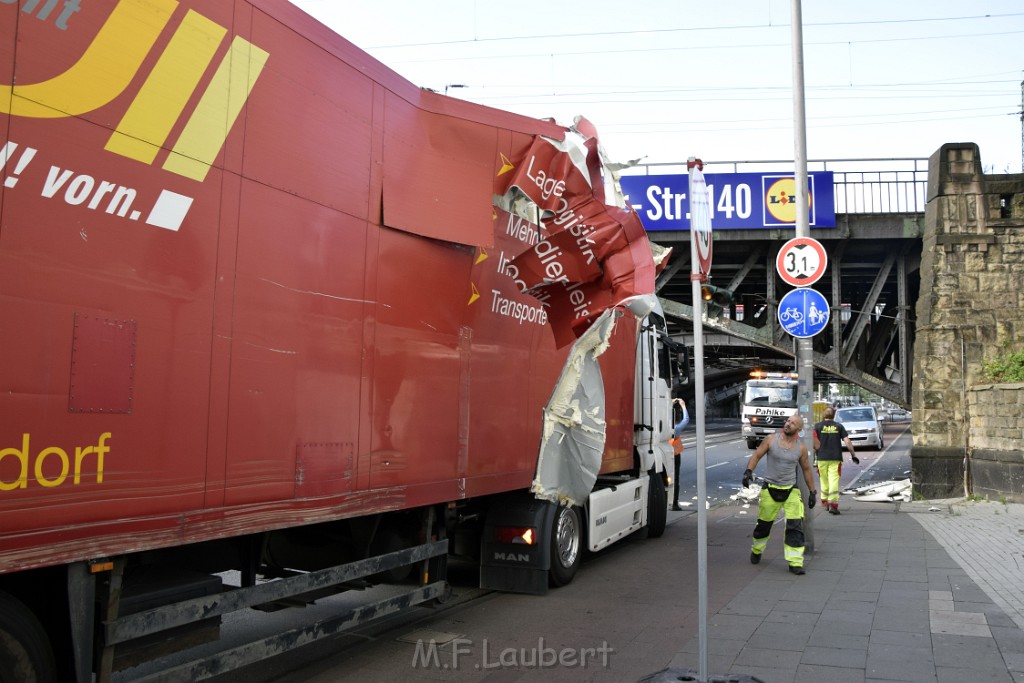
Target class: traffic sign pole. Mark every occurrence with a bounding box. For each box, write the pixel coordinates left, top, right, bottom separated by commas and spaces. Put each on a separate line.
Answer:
687, 157, 709, 682
790, 0, 815, 552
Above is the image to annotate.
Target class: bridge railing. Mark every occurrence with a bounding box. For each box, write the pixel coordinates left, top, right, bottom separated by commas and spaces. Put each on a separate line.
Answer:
631, 158, 929, 214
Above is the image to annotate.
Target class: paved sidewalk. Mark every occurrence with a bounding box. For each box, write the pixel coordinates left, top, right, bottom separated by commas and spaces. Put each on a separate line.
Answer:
909, 499, 1024, 633
663, 497, 1024, 682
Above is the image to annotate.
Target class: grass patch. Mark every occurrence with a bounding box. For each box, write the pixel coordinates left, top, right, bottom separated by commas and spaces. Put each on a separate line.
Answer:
982, 348, 1024, 383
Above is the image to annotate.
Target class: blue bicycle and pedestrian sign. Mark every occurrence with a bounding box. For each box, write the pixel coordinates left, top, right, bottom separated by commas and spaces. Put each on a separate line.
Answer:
778, 288, 830, 338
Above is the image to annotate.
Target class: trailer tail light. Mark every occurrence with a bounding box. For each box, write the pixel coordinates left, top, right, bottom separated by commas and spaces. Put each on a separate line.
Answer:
495, 527, 536, 545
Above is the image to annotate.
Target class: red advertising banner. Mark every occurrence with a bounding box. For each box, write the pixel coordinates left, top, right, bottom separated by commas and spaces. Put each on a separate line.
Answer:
498, 129, 655, 346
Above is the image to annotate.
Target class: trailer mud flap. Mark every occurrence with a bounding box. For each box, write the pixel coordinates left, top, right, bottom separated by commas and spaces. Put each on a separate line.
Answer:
480, 493, 556, 595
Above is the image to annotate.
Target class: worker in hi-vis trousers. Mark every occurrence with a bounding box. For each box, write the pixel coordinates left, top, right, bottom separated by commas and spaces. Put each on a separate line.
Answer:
813, 407, 859, 514
741, 414, 817, 575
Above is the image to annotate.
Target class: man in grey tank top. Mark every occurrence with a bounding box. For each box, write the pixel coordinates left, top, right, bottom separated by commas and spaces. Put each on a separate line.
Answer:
741, 415, 818, 574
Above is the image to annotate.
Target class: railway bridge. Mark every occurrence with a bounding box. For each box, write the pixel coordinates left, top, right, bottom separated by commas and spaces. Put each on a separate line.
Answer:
626, 157, 928, 408
632, 144, 1024, 501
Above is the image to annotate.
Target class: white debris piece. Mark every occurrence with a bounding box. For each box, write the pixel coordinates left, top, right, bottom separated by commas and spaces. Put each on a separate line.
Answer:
847, 478, 913, 503
735, 483, 762, 504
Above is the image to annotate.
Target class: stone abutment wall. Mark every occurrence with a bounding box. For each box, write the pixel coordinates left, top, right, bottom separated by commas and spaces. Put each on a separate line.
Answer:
911, 143, 1024, 500
967, 384, 1024, 502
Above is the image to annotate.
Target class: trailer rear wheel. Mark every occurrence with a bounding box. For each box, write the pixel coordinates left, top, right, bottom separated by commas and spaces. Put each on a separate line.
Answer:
549, 505, 582, 587
646, 470, 667, 538
0, 591, 56, 683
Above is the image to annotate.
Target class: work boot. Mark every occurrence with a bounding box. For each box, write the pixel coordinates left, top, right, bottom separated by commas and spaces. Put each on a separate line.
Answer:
789, 565, 805, 575
671, 503, 682, 511
750, 552, 761, 564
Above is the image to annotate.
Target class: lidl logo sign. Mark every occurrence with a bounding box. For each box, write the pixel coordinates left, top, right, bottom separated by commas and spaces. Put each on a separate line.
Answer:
765, 177, 810, 223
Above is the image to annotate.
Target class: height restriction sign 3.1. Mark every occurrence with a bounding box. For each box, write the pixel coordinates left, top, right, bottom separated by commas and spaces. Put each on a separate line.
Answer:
776, 237, 827, 287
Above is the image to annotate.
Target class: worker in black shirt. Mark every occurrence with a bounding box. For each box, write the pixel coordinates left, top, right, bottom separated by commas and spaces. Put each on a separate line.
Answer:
813, 407, 859, 515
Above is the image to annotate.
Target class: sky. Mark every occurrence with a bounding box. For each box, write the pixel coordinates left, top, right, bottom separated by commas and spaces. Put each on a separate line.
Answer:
287, 1, 1023, 175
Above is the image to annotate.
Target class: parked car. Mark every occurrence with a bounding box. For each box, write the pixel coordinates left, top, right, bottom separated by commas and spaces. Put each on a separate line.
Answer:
834, 406, 884, 450
887, 408, 910, 422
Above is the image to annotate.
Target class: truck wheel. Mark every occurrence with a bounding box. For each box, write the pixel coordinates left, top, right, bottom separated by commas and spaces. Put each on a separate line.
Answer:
0, 591, 56, 683
645, 470, 667, 538
746, 438, 758, 449
549, 505, 582, 587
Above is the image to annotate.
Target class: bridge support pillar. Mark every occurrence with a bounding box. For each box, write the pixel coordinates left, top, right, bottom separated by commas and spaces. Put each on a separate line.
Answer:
910, 142, 1024, 501
910, 447, 965, 499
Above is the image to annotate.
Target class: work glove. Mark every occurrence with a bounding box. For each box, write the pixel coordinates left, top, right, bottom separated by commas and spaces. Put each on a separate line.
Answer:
742, 469, 753, 489
851, 454, 860, 465
807, 490, 817, 508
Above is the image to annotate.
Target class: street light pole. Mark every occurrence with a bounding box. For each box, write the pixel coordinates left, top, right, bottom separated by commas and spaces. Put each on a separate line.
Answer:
790, 0, 815, 550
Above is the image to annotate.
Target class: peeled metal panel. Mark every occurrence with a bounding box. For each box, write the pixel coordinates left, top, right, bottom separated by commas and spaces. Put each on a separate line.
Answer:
382, 92, 496, 247
69, 314, 136, 414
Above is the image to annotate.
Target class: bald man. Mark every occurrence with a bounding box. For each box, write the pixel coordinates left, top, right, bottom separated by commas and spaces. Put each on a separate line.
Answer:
741, 414, 818, 575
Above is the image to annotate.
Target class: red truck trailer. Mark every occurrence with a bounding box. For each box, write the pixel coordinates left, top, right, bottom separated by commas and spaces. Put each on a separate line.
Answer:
0, 2, 684, 680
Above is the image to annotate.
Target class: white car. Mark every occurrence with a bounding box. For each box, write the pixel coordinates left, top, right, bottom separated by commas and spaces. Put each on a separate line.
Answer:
834, 406, 884, 450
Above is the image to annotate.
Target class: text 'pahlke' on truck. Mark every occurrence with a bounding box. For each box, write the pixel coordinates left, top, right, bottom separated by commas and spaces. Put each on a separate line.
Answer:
740, 371, 800, 449
0, 1, 687, 681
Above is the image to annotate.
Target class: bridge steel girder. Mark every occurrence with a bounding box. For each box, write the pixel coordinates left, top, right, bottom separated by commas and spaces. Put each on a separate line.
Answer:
897, 253, 911, 405
829, 240, 849, 369
840, 251, 897, 368
653, 209, 922, 410
659, 296, 910, 408
655, 253, 687, 293
727, 247, 764, 292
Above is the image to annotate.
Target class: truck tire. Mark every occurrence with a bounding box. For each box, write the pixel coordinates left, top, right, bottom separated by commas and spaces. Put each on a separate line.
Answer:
746, 438, 758, 449
549, 505, 582, 587
646, 470, 667, 538
0, 591, 56, 683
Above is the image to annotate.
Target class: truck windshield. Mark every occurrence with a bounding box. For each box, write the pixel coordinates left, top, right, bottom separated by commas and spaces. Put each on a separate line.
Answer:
744, 382, 797, 408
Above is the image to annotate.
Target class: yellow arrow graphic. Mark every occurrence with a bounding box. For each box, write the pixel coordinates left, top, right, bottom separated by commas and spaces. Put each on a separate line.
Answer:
497, 152, 514, 176
468, 282, 481, 305
475, 248, 488, 265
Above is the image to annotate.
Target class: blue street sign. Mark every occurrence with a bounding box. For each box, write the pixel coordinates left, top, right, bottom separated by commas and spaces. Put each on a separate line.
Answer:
778, 288, 830, 338
620, 171, 836, 231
